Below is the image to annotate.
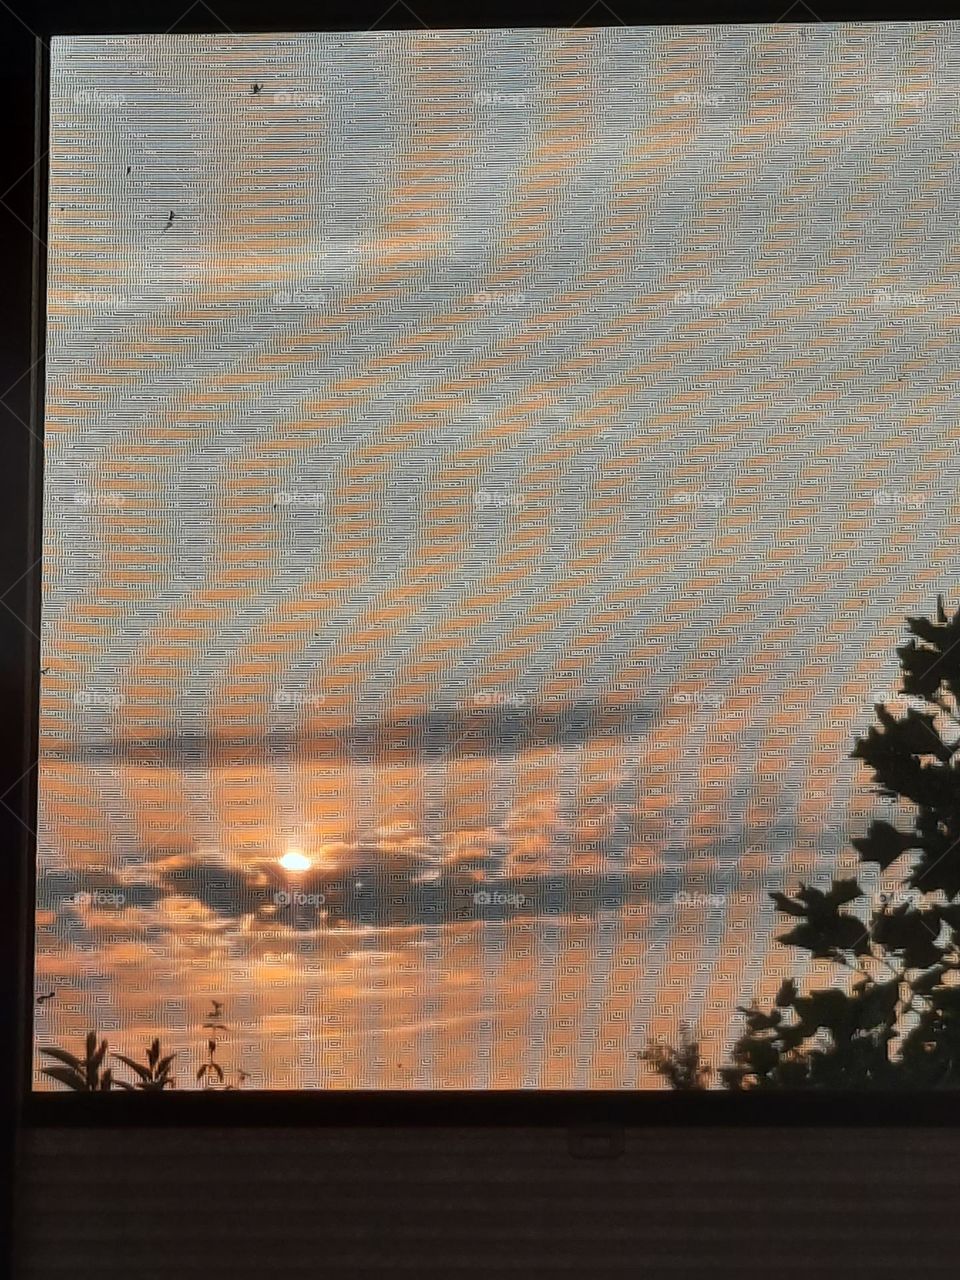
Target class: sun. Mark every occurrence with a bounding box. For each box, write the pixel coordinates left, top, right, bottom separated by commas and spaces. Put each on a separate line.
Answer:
279, 850, 311, 871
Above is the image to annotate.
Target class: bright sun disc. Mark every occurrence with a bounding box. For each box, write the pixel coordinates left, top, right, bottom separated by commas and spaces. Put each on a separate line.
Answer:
280, 850, 311, 871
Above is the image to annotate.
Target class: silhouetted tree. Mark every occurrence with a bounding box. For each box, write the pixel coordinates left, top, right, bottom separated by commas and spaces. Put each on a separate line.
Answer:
722, 595, 960, 1089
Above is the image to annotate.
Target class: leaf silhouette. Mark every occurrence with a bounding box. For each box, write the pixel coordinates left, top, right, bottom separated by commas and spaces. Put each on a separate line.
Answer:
855, 977, 901, 1028
777, 914, 870, 958
774, 979, 798, 1008
896, 639, 946, 701
771, 892, 808, 918
42, 1065, 86, 1091
910, 965, 947, 996
871, 905, 943, 970
851, 820, 917, 871
112, 1054, 153, 1083
38, 1046, 83, 1071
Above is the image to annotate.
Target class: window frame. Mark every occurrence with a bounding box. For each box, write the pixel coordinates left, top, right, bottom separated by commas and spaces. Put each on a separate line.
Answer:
6, 0, 958, 1132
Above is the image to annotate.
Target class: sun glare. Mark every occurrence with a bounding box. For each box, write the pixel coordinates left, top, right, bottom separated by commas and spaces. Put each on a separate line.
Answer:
279, 850, 311, 872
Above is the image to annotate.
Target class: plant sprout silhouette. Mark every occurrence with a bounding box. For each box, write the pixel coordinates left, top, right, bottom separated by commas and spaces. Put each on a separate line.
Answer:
39, 1030, 114, 1091
202, 999, 228, 1033
197, 1039, 224, 1087
113, 1038, 177, 1091
198, 1000, 229, 1086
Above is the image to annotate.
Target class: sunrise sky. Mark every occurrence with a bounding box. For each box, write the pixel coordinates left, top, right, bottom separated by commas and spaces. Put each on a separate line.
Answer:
34, 23, 960, 1087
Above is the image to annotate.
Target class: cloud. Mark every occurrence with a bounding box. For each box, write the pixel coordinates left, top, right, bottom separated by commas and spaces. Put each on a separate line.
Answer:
141, 851, 664, 931
55, 698, 659, 765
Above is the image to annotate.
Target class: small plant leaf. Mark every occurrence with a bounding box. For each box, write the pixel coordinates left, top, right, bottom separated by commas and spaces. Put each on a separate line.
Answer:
774, 978, 798, 1008
38, 1047, 83, 1071
112, 1054, 152, 1083
41, 1065, 86, 1091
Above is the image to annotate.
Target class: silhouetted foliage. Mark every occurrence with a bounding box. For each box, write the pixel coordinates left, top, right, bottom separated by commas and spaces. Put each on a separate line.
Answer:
197, 1038, 224, 1086
40, 1007, 232, 1093
40, 1030, 114, 1091
641, 1024, 711, 1089
113, 1037, 177, 1091
197, 1001, 227, 1086
721, 595, 960, 1089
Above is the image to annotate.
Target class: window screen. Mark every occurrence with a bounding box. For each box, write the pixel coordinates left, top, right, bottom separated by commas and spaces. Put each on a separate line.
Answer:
34, 24, 960, 1091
